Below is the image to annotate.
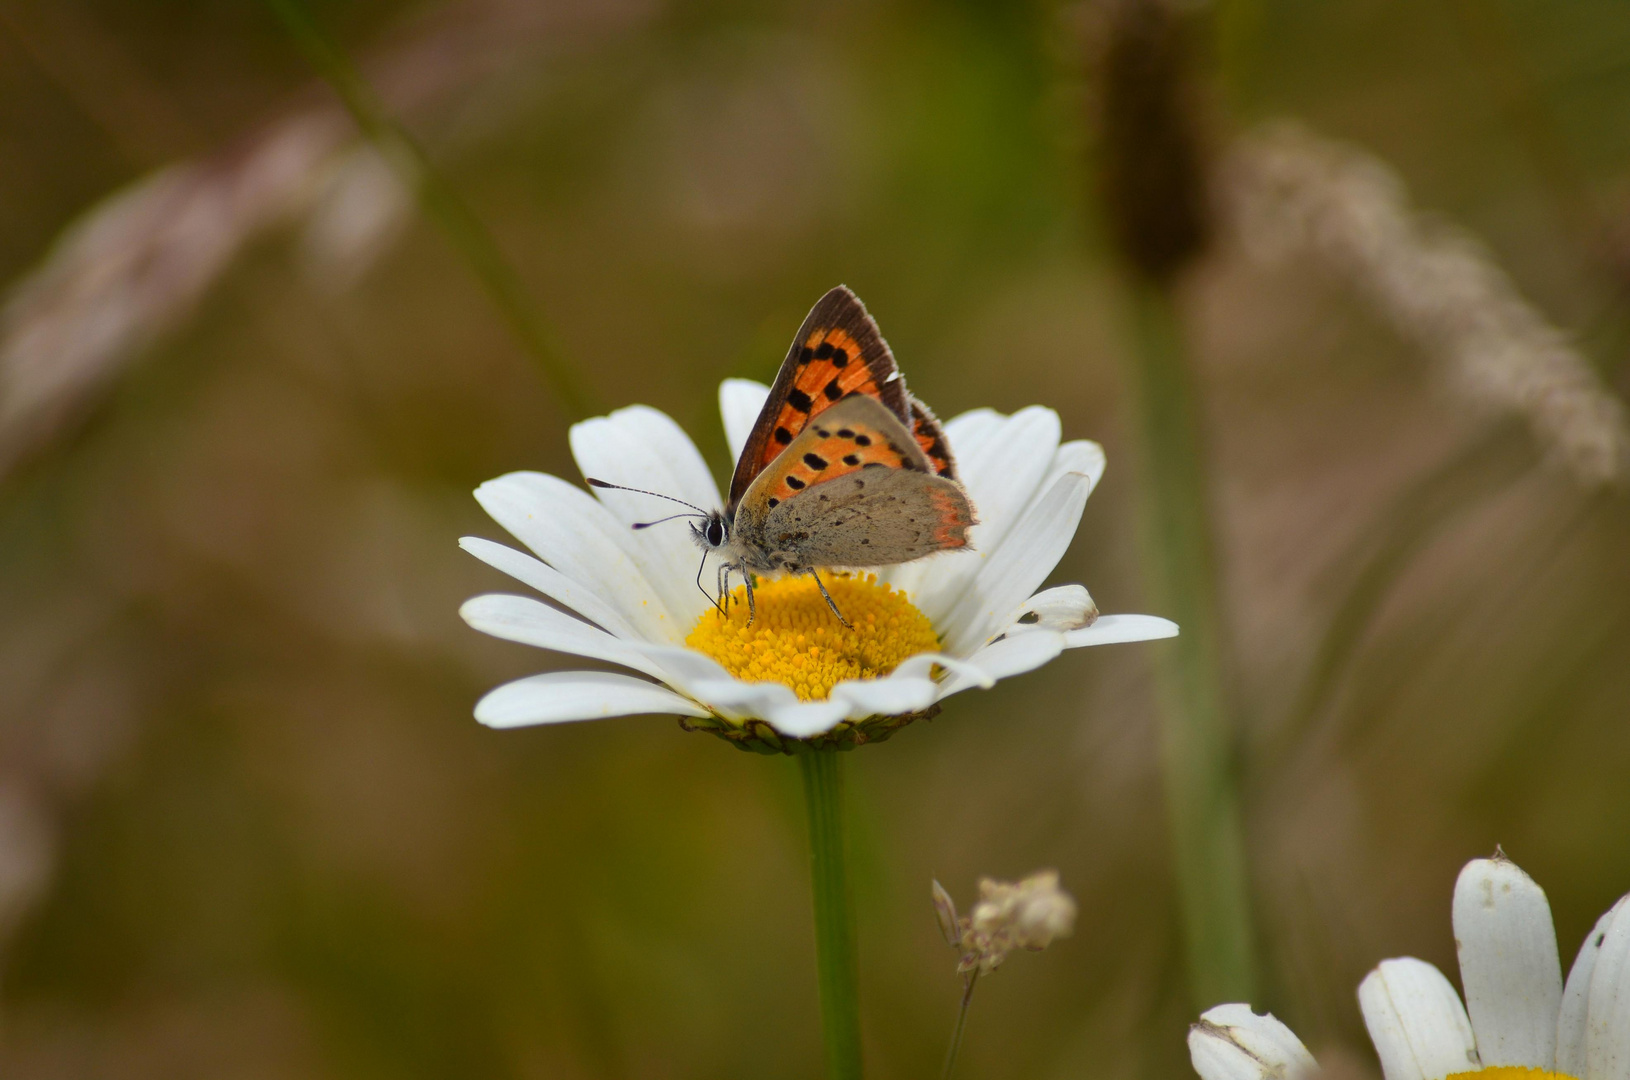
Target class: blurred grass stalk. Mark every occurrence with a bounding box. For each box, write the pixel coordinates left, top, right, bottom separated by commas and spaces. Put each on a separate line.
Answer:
1091, 0, 1257, 1006
1121, 283, 1257, 1007
264, 0, 598, 421
800, 748, 863, 1080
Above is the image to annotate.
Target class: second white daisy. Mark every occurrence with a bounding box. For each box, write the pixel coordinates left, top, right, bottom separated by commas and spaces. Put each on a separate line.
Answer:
1188, 854, 1630, 1080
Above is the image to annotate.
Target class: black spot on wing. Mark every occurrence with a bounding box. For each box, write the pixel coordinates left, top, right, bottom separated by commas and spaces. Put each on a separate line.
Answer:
767, 497, 779, 508
774, 426, 792, 445
831, 347, 849, 368
823, 378, 844, 401
785, 475, 806, 490
803, 452, 829, 470
843, 454, 860, 466
853, 434, 872, 446
787, 388, 814, 413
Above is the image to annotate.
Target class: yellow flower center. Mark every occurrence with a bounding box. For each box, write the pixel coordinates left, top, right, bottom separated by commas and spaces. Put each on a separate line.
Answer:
1448, 1070, 1577, 1080
685, 573, 939, 702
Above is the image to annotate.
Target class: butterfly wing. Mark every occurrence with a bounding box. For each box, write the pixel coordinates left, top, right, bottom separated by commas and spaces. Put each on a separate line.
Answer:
767, 468, 975, 568
733, 395, 975, 570
728, 286, 911, 509
907, 393, 958, 480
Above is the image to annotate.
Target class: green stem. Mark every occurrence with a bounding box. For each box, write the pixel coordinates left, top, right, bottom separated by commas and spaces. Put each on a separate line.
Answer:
940, 972, 978, 1080
263, 0, 598, 420
1121, 281, 1256, 1008
800, 748, 862, 1080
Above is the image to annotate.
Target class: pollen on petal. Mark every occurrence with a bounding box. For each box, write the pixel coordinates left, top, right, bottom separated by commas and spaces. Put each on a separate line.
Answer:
1448, 1070, 1578, 1080
685, 574, 938, 701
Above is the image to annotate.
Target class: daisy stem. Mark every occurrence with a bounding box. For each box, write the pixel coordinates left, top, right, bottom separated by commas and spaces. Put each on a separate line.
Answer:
799, 747, 863, 1080
940, 972, 978, 1080
1121, 282, 1257, 1007
263, 0, 599, 421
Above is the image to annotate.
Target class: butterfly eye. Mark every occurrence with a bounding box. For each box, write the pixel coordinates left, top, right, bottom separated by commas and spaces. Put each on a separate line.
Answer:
706, 520, 725, 546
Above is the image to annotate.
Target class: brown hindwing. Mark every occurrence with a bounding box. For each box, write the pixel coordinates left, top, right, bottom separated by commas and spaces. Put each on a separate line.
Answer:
728, 286, 911, 508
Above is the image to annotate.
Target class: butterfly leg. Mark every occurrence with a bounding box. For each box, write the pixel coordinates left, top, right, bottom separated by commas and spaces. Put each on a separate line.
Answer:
715, 561, 731, 617
807, 568, 854, 629
743, 566, 757, 627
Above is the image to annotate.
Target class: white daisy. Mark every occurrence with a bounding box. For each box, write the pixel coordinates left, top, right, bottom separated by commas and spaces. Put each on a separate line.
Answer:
1188, 855, 1630, 1080
458, 378, 1177, 747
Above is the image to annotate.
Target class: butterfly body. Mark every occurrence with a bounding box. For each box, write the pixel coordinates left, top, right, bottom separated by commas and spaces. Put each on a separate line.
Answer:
690, 287, 977, 622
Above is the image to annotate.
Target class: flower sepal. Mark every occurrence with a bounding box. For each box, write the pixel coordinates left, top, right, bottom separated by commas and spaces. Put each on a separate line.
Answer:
676, 705, 943, 755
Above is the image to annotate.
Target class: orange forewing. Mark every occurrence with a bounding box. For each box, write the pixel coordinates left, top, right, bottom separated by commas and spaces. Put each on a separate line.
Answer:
753, 419, 924, 509
728, 287, 910, 508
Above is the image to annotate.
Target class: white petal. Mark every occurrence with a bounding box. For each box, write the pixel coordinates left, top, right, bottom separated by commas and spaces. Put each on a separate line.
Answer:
627, 642, 807, 726
891, 651, 994, 689
1189, 1004, 1318, 1080
900, 408, 1062, 619
474, 671, 708, 728
942, 407, 1010, 470
1042, 437, 1106, 498
678, 679, 789, 725
572, 404, 722, 512
935, 630, 1066, 700
919, 438, 1101, 642
459, 594, 669, 680
632, 644, 972, 735
956, 406, 1062, 545
940, 469, 1091, 655
1359, 958, 1481, 1080
622, 641, 738, 685
1559, 896, 1630, 1079
1064, 613, 1181, 647
459, 537, 636, 638
1452, 857, 1563, 1069
614, 642, 764, 719
475, 472, 676, 641
830, 673, 939, 718
760, 697, 851, 738
720, 379, 771, 464
1000, 584, 1098, 633
570, 405, 720, 626
1583, 894, 1630, 1080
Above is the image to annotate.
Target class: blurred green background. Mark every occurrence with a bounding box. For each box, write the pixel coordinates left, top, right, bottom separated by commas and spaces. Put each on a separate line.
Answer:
1, 0, 1629, 1076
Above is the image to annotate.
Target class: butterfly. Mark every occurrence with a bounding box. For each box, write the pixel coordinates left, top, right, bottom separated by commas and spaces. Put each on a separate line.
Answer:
591, 286, 976, 626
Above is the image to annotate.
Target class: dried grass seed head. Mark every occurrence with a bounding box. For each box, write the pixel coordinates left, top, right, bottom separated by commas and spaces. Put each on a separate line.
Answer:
1218, 122, 1630, 487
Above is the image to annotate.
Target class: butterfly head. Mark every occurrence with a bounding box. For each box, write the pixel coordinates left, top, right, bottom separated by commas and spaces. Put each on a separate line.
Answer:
691, 510, 731, 553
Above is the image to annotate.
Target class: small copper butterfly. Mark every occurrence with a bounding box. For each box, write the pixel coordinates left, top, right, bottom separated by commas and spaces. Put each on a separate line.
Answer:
591, 286, 976, 625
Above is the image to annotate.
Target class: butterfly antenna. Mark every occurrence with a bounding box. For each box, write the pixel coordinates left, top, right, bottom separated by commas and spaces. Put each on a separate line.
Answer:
631, 512, 704, 530
585, 478, 709, 516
